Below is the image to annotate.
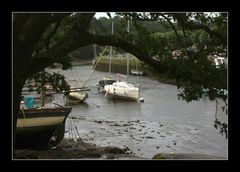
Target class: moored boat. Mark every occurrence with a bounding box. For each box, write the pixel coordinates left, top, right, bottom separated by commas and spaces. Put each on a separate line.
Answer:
16, 106, 72, 149
68, 91, 88, 103
130, 69, 144, 76
96, 77, 116, 92
104, 81, 140, 102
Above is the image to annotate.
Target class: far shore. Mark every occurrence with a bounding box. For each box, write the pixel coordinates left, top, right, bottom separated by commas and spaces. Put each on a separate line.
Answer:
69, 57, 178, 86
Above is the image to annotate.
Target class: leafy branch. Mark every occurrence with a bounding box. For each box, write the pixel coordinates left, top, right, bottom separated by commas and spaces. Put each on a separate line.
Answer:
29, 71, 70, 96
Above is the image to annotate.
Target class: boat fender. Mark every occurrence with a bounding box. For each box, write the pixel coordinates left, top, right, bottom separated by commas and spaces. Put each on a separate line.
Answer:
139, 97, 144, 103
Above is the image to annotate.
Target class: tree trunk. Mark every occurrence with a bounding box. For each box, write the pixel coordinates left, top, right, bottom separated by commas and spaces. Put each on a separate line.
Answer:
13, 77, 25, 154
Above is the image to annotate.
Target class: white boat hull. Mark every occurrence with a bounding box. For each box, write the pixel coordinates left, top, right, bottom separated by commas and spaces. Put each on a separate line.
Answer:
130, 70, 143, 76
104, 82, 140, 101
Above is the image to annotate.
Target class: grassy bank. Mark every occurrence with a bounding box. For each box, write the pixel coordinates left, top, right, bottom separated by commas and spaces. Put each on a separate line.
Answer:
94, 56, 143, 74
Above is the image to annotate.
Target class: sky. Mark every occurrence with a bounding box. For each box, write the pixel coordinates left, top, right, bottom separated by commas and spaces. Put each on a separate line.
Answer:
94, 12, 115, 19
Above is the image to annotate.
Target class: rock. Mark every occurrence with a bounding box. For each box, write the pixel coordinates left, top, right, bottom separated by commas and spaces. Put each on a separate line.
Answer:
106, 154, 115, 159
94, 105, 100, 108
109, 123, 120, 126
94, 120, 102, 124
152, 153, 225, 159
146, 136, 155, 139
123, 123, 130, 127
104, 147, 125, 154
152, 153, 165, 159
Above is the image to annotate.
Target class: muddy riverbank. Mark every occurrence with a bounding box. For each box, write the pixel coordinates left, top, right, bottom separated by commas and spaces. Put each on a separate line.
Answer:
14, 139, 144, 160
29, 65, 228, 160
14, 139, 224, 160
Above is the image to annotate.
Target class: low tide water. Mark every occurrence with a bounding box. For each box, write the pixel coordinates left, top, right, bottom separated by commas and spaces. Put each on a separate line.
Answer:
47, 65, 228, 159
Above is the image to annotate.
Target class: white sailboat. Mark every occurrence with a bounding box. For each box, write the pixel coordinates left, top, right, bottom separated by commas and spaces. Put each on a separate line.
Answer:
130, 69, 144, 76
96, 21, 116, 92
104, 19, 141, 102
104, 73, 140, 101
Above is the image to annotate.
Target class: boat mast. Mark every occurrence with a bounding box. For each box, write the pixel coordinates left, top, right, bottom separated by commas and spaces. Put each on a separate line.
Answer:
93, 29, 97, 59
41, 85, 46, 107
109, 21, 114, 74
127, 19, 130, 76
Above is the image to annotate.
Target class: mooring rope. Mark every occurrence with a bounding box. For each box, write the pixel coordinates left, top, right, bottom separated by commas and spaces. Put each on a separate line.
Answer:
20, 107, 26, 128
81, 46, 108, 88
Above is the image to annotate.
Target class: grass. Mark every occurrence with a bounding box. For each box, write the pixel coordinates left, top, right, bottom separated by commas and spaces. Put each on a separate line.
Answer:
94, 56, 143, 74
95, 56, 142, 68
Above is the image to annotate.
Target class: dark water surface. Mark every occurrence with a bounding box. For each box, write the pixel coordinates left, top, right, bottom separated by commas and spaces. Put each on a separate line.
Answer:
47, 65, 228, 159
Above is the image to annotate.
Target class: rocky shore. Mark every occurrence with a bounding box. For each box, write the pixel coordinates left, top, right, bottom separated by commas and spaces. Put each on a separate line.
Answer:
14, 138, 145, 160
14, 138, 225, 160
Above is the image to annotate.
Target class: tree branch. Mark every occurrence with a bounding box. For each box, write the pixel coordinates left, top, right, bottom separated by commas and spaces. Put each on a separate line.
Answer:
26, 28, 167, 78
45, 19, 62, 50
172, 13, 227, 45
158, 14, 189, 54
127, 12, 226, 45
91, 33, 168, 73
14, 13, 69, 80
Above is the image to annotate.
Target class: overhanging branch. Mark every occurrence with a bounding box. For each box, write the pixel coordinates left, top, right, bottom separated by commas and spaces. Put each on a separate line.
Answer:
27, 30, 167, 78
172, 13, 227, 45
158, 14, 189, 54
90, 33, 167, 73
46, 19, 62, 50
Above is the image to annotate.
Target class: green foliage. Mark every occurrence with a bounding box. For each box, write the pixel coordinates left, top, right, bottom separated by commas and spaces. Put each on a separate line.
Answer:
214, 119, 228, 139
29, 71, 70, 95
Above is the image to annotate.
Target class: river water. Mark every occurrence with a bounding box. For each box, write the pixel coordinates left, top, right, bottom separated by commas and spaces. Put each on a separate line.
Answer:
47, 65, 228, 159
